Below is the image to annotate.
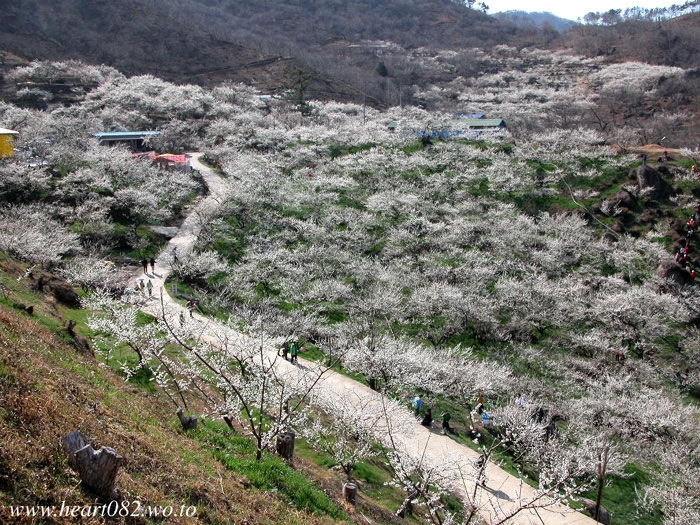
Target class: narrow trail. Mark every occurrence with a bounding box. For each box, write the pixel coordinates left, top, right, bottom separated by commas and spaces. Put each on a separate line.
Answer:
133, 153, 597, 525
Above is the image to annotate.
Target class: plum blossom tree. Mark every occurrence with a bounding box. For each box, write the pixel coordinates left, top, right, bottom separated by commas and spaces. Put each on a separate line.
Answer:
85, 291, 191, 411
301, 387, 384, 477
87, 292, 331, 460
336, 281, 407, 391
62, 256, 131, 293
639, 438, 700, 525
0, 205, 81, 266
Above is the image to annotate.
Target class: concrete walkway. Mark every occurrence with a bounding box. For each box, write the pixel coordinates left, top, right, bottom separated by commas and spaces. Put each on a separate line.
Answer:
135, 153, 598, 525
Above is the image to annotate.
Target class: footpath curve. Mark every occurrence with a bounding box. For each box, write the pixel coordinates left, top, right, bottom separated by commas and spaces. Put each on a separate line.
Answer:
137, 153, 598, 525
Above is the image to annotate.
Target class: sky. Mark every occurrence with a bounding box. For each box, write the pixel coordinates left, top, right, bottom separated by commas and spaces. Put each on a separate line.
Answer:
486, 0, 679, 21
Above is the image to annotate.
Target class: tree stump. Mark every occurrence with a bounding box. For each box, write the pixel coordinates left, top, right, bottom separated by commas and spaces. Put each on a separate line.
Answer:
396, 488, 417, 517
580, 497, 611, 525
276, 430, 296, 461
63, 431, 124, 500
176, 407, 197, 430
66, 320, 93, 356
342, 482, 357, 505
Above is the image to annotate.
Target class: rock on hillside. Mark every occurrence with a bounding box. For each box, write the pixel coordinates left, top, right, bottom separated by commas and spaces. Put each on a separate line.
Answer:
635, 164, 672, 199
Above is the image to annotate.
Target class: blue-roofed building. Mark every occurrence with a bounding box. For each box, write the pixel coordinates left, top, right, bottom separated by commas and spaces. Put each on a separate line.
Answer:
393, 118, 507, 140
455, 113, 485, 119
93, 131, 160, 152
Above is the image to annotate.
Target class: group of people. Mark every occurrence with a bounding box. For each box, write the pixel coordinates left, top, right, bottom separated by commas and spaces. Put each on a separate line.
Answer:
137, 257, 157, 297
140, 257, 157, 275
412, 394, 453, 434
412, 393, 531, 437
136, 277, 153, 297
279, 340, 300, 363
674, 205, 700, 280
413, 394, 508, 436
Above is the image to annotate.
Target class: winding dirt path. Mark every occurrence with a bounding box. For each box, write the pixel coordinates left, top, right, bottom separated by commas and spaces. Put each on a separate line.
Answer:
135, 153, 597, 525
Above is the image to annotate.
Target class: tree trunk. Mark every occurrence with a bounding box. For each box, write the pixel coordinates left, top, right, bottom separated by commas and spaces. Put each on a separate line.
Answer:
276, 430, 296, 461
396, 491, 416, 517
594, 445, 610, 523
343, 482, 357, 505
63, 431, 124, 500
594, 475, 605, 522
176, 407, 197, 430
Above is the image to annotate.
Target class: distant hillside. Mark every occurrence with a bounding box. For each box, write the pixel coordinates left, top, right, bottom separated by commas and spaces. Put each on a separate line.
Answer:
557, 11, 700, 68
493, 10, 576, 32
2, 0, 700, 114
0, 0, 549, 106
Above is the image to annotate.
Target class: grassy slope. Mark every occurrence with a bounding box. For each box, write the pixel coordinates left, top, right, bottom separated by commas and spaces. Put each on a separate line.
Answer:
0, 256, 350, 524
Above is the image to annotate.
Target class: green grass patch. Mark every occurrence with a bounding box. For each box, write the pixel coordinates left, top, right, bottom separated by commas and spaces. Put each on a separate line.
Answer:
329, 142, 375, 159
280, 204, 316, 220
579, 463, 662, 525
352, 460, 387, 485
336, 191, 366, 210
301, 346, 369, 386
294, 438, 339, 469
467, 178, 489, 197
195, 419, 348, 520
402, 141, 425, 156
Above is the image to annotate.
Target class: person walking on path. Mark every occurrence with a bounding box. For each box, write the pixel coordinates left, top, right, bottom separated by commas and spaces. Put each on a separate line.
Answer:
280, 341, 290, 361
413, 394, 424, 417
187, 299, 196, 318
289, 341, 299, 364
476, 395, 485, 414
141, 258, 148, 274
441, 410, 452, 435
475, 455, 487, 486
150, 257, 156, 274
421, 408, 433, 427
146, 279, 153, 297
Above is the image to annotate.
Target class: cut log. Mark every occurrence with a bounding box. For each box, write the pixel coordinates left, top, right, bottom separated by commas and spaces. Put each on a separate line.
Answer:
63, 431, 124, 500
579, 497, 611, 525
66, 320, 93, 356
275, 430, 296, 461
176, 407, 198, 430
342, 482, 357, 505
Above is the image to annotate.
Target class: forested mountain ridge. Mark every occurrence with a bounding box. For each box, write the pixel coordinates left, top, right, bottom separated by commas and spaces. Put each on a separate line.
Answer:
0, 0, 514, 100
1, 0, 695, 103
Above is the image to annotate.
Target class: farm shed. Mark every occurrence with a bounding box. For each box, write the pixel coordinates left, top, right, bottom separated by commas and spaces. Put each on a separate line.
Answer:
405, 118, 507, 139
93, 131, 160, 152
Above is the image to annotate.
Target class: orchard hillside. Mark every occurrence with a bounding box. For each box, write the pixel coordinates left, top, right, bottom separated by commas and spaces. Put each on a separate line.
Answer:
0, 2, 699, 524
